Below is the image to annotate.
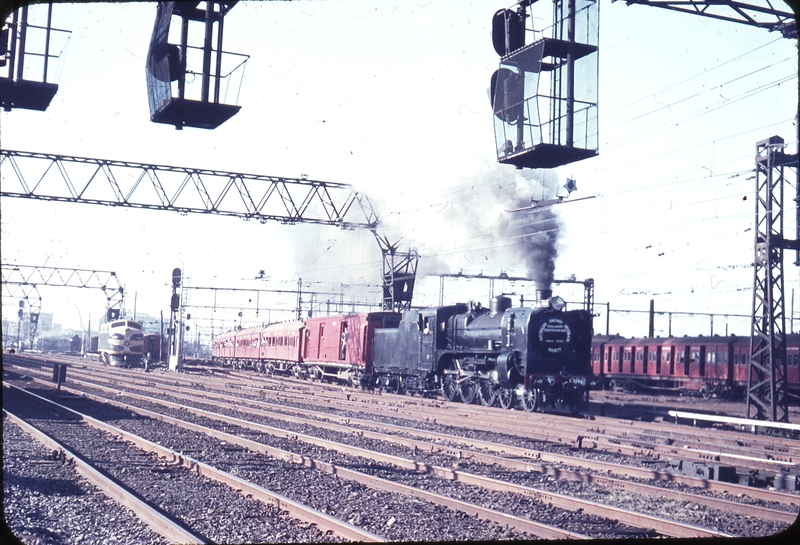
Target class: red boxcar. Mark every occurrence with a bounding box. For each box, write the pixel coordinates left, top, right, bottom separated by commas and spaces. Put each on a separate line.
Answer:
302, 312, 400, 383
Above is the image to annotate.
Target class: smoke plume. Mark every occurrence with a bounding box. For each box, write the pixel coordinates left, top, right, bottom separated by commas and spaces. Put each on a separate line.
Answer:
499, 197, 559, 291
395, 167, 562, 291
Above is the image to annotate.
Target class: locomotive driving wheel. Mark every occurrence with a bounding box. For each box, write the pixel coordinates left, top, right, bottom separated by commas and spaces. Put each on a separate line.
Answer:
387, 375, 404, 395
497, 387, 514, 409
442, 376, 460, 402
478, 380, 498, 406
521, 388, 541, 412
459, 379, 478, 404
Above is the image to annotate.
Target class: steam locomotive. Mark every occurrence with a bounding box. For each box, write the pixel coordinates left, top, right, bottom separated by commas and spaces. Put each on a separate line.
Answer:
211, 290, 594, 413
365, 290, 594, 413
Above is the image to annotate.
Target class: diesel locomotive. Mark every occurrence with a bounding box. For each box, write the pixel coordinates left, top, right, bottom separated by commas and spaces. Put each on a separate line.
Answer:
97, 319, 145, 367
364, 290, 594, 413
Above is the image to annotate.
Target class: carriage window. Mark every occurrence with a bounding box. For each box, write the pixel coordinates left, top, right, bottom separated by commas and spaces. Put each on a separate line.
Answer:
111, 321, 125, 328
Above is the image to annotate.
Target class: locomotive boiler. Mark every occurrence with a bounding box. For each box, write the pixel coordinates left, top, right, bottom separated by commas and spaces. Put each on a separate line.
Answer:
366, 291, 593, 413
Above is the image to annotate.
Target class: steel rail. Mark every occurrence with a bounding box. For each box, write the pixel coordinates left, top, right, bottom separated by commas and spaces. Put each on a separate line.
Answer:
3, 382, 387, 543
2, 406, 208, 545
10, 358, 800, 511
198, 370, 800, 458
76, 370, 795, 524
15, 358, 800, 504
19, 381, 591, 540
98, 372, 800, 522
14, 356, 800, 470
122, 376, 798, 523
210, 378, 800, 470
67, 381, 736, 538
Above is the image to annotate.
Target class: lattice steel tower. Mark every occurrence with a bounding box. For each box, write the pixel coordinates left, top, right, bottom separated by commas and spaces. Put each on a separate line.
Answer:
747, 136, 800, 422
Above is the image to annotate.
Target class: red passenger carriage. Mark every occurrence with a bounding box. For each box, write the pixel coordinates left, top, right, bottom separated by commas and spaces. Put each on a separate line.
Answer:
210, 312, 400, 383
592, 334, 800, 400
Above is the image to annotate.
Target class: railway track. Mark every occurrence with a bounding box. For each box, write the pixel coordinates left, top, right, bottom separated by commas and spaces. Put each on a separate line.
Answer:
5, 353, 797, 539
69, 358, 800, 471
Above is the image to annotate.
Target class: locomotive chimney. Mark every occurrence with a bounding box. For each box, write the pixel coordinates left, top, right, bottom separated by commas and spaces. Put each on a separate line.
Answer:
536, 289, 552, 303
490, 296, 513, 315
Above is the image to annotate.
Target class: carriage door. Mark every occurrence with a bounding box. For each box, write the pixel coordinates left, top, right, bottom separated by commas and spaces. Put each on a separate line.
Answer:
642, 347, 649, 374
339, 321, 348, 360
655, 346, 662, 374
683, 346, 691, 375
317, 324, 325, 359
699, 345, 706, 377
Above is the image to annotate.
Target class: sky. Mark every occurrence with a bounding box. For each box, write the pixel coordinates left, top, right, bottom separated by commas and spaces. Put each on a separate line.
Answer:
1, 0, 798, 343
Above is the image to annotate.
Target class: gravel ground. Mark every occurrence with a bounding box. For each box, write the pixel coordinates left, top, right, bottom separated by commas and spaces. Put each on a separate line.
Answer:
90, 378, 794, 536
4, 385, 543, 542
3, 417, 171, 545
3, 386, 342, 544
5, 361, 797, 541
47, 381, 791, 538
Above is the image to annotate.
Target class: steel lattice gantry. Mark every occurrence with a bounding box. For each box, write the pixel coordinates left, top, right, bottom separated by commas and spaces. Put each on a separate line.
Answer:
0, 150, 379, 229
618, 0, 797, 38
747, 136, 800, 422
1, 264, 126, 346
0, 150, 421, 311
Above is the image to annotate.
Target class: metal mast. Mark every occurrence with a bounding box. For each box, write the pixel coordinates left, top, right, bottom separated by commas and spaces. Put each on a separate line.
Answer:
747, 136, 799, 422
375, 234, 418, 312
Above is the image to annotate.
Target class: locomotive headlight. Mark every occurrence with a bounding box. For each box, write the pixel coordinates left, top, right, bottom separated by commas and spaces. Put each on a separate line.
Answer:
549, 296, 566, 311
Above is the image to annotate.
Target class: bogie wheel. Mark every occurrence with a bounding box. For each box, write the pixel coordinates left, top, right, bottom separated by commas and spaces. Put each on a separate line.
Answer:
521, 388, 541, 412
459, 379, 478, 404
478, 380, 498, 407
498, 387, 514, 409
700, 385, 711, 400
442, 376, 460, 402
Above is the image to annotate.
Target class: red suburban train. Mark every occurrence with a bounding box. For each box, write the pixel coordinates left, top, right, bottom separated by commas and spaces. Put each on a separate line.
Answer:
591, 334, 800, 399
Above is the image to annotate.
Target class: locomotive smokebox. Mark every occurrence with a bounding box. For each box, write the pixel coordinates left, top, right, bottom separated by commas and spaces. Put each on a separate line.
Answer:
490, 296, 513, 315
536, 289, 552, 303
